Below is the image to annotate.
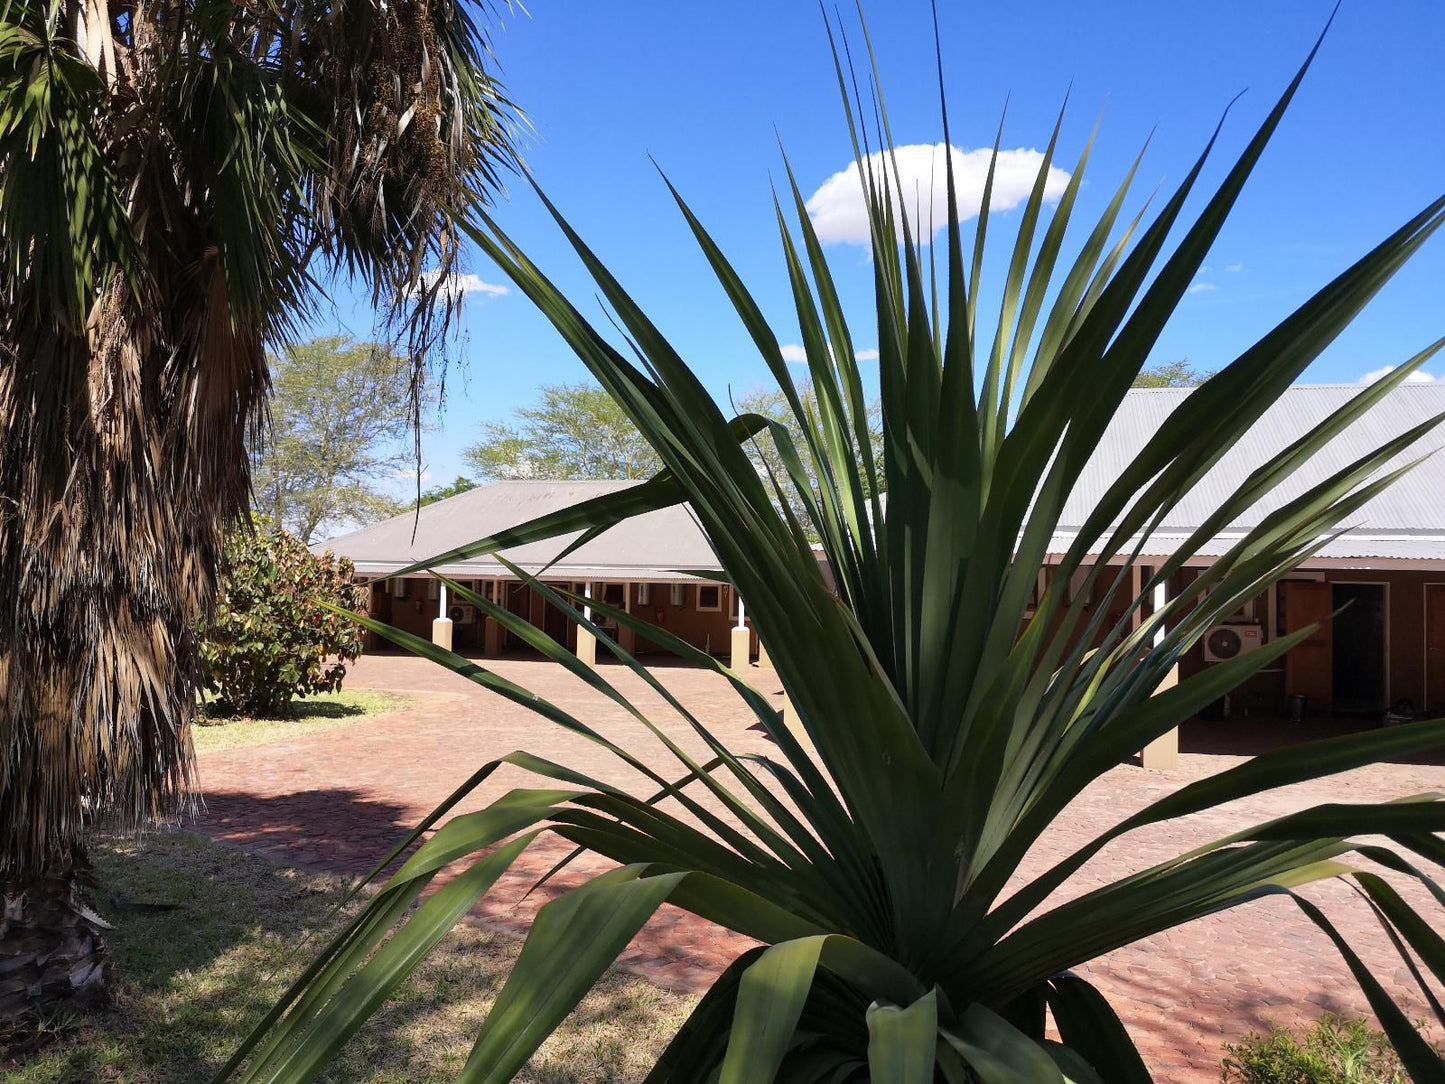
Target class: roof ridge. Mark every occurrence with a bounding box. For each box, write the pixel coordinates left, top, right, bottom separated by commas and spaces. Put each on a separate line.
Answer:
484, 477, 640, 485
1125, 382, 1443, 393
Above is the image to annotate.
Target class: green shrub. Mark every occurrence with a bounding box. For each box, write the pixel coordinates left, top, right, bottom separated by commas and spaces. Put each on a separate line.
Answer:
1222, 1015, 1406, 1084
198, 526, 366, 718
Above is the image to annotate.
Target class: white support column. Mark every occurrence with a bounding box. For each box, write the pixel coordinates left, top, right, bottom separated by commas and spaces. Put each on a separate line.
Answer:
730, 589, 751, 670
1152, 580, 1169, 652
576, 580, 597, 667
1142, 575, 1180, 769
431, 577, 453, 650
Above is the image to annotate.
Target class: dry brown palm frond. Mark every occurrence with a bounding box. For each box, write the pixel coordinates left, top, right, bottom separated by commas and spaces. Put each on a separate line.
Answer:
0, 0, 522, 890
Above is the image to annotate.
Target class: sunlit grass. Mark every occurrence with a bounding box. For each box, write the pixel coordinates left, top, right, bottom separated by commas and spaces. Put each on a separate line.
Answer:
193, 689, 409, 754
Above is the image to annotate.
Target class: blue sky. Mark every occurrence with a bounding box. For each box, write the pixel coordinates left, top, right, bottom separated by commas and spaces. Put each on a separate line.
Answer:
314, 2, 1445, 491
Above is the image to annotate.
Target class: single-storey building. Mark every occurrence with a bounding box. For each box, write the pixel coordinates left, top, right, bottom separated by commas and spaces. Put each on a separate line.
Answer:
318, 383, 1445, 731
317, 479, 752, 661
1048, 382, 1445, 724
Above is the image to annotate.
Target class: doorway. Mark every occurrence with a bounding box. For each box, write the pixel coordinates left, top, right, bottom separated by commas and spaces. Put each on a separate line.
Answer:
1427, 584, 1445, 718
1331, 582, 1388, 714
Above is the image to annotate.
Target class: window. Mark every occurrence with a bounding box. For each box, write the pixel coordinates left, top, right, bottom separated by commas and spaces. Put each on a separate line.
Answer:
697, 584, 722, 611
604, 583, 625, 607
636, 583, 651, 606
426, 578, 439, 601
390, 577, 407, 598
669, 584, 685, 607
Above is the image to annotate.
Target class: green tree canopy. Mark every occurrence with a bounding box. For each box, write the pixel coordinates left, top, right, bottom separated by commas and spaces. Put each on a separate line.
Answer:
734, 384, 884, 537
253, 336, 428, 542
464, 382, 663, 480
419, 476, 481, 506
1132, 358, 1217, 387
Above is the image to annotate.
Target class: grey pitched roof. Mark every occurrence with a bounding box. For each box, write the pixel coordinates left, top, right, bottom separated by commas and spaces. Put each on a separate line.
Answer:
320, 385, 1445, 579
315, 479, 722, 580
1049, 382, 1445, 566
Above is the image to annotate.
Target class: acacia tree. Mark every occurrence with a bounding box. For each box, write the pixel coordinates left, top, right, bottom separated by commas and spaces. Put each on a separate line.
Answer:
735, 383, 884, 538
0, 0, 518, 1018
419, 475, 480, 505
254, 336, 427, 543
1133, 358, 1217, 387
464, 381, 664, 479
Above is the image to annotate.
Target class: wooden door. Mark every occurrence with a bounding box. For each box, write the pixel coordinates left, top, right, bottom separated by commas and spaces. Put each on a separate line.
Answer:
1427, 584, 1445, 718
1284, 580, 1333, 712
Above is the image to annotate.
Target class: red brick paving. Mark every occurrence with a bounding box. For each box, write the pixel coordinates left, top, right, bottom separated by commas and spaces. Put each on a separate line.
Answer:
195, 654, 1445, 1081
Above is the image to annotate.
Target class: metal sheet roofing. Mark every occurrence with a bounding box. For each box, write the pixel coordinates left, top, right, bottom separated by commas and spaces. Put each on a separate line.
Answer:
314, 480, 723, 580
1056, 383, 1445, 563
319, 385, 1445, 577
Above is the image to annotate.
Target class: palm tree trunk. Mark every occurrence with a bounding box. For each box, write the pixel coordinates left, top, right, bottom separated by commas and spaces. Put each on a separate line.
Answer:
0, 853, 109, 1023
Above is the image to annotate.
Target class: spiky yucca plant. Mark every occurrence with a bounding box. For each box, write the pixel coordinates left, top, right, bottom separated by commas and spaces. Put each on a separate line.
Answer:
228, 17, 1445, 1083
0, 0, 519, 1019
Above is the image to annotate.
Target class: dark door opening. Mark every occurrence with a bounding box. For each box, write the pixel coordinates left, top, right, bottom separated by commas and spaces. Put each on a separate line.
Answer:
1428, 584, 1445, 718
1331, 583, 1387, 714
503, 583, 531, 651
541, 581, 573, 648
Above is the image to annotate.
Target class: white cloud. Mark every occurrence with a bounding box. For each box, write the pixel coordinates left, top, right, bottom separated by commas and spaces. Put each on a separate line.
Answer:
780, 342, 881, 365
805, 143, 1071, 246
1358, 365, 1437, 384
1187, 282, 1217, 294
409, 269, 510, 300
1225, 262, 1246, 273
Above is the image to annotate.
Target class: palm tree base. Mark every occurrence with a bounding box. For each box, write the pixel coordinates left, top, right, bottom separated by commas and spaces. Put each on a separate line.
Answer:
0, 854, 109, 1024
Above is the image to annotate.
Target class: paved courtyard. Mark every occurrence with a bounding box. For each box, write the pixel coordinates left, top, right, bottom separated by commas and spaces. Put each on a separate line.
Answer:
195, 653, 1445, 1081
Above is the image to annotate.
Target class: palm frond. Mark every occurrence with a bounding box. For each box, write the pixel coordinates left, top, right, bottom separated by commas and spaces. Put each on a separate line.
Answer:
0, 0, 521, 892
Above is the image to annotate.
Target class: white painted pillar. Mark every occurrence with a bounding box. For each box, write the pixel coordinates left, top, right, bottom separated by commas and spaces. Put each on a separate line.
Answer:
576, 580, 597, 667
730, 589, 751, 670
431, 577, 453, 650
1142, 575, 1179, 769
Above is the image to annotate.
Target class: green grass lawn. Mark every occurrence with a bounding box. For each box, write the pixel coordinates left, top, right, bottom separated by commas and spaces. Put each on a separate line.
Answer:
7, 831, 692, 1082
193, 689, 408, 754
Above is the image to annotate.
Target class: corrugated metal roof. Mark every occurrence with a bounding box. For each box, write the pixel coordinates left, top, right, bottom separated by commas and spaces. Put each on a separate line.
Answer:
1057, 383, 1445, 561
319, 385, 1445, 577
314, 480, 722, 579
1048, 530, 1445, 566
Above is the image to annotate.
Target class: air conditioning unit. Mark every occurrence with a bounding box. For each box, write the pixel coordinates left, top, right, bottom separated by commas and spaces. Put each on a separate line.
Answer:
447, 603, 478, 624
1203, 623, 1264, 663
